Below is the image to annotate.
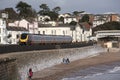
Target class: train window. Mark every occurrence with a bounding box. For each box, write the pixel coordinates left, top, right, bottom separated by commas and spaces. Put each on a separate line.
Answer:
21, 34, 27, 39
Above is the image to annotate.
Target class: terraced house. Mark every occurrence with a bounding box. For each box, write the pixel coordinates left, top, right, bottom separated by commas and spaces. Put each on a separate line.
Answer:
0, 12, 8, 44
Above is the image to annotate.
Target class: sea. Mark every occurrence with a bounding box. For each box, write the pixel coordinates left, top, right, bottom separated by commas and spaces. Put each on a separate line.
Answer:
62, 61, 120, 80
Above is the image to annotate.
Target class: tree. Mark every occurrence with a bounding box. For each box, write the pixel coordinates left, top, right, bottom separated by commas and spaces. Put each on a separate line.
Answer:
47, 11, 58, 21
73, 11, 79, 16
16, 1, 36, 18
73, 11, 85, 16
52, 6, 61, 13
38, 4, 61, 21
44, 18, 50, 22
39, 4, 50, 15
59, 16, 64, 23
69, 21, 77, 26
80, 14, 89, 22
4, 8, 19, 20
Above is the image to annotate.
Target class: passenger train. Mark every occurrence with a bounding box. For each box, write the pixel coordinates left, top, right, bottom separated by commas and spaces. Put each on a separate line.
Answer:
19, 33, 72, 45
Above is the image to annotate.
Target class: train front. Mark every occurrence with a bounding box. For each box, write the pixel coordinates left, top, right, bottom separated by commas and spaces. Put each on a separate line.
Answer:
19, 33, 28, 45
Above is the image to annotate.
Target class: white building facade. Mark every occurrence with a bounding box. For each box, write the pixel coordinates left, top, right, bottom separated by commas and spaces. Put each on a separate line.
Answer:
95, 30, 120, 39
0, 18, 7, 44
38, 23, 92, 42
37, 15, 51, 22
6, 27, 28, 44
8, 19, 38, 34
93, 19, 106, 28
38, 26, 71, 36
64, 17, 78, 24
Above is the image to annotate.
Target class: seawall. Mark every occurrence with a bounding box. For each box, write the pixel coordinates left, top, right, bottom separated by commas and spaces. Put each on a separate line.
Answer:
0, 45, 106, 80
0, 57, 18, 80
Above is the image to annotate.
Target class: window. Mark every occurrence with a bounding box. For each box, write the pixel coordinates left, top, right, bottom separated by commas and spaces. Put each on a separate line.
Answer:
51, 30, 53, 35
3, 20, 5, 25
16, 34, 19, 39
21, 34, 27, 39
63, 31, 65, 36
54, 30, 56, 35
38, 31, 40, 34
43, 31, 45, 34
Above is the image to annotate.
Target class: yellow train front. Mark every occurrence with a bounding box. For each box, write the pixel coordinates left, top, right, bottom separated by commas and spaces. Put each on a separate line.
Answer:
19, 33, 72, 45
19, 33, 29, 45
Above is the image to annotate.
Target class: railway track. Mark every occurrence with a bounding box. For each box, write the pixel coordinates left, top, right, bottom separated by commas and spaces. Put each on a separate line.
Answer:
0, 42, 94, 54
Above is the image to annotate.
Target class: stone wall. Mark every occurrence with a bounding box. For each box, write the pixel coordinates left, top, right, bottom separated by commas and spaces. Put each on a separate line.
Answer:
3, 45, 106, 80
0, 57, 18, 80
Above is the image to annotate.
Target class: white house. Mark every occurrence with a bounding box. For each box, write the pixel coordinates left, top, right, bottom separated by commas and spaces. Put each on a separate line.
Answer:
0, 18, 7, 44
37, 15, 51, 22
59, 13, 71, 18
38, 26, 71, 36
93, 15, 107, 27
8, 19, 38, 34
74, 22, 92, 42
38, 22, 92, 42
93, 19, 106, 28
64, 16, 78, 24
6, 26, 28, 44
0, 10, 9, 44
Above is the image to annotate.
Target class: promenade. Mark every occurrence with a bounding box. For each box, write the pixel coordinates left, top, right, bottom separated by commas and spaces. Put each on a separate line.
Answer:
32, 50, 120, 80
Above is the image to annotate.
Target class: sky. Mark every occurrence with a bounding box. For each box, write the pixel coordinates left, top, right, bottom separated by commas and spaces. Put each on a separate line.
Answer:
0, 0, 120, 14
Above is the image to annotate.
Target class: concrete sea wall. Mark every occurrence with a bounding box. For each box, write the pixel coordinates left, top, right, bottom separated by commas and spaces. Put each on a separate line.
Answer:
0, 57, 18, 80
2, 45, 106, 80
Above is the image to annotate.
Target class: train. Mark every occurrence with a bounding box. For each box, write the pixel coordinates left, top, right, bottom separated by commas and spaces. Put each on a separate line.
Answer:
19, 33, 72, 45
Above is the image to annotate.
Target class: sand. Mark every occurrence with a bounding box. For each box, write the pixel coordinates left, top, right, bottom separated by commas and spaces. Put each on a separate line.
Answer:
32, 51, 120, 80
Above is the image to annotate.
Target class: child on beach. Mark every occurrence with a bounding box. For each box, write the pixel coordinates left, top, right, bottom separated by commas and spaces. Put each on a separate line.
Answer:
28, 68, 33, 80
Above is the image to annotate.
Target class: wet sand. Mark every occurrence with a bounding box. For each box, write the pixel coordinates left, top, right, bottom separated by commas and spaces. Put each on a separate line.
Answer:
32, 51, 120, 80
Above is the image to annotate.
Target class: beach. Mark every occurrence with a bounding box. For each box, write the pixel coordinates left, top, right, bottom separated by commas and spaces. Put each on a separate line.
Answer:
32, 51, 120, 80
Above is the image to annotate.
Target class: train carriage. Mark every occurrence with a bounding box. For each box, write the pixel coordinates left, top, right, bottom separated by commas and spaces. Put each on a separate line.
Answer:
19, 33, 72, 45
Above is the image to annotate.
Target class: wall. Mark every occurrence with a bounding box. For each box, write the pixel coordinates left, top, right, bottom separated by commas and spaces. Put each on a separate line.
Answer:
0, 57, 18, 80
4, 45, 106, 80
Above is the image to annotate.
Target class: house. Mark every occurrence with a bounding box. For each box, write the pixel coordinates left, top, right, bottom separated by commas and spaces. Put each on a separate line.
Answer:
93, 18, 106, 28
64, 16, 78, 24
74, 22, 92, 42
6, 26, 28, 44
37, 15, 51, 22
109, 14, 120, 22
8, 19, 38, 34
104, 12, 120, 22
38, 24, 71, 36
58, 13, 71, 18
93, 15, 107, 27
0, 18, 7, 44
38, 22, 92, 42
0, 11, 8, 44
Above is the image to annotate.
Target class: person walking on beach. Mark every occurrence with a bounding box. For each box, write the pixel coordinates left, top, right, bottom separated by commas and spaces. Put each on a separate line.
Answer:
28, 68, 33, 80
66, 58, 70, 64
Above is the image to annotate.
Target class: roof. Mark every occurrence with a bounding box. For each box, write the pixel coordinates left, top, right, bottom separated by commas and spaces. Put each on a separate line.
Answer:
38, 23, 73, 28
7, 26, 28, 31
38, 23, 52, 27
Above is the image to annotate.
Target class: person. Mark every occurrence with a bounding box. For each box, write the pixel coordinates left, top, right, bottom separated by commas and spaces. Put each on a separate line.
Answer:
62, 58, 66, 63
107, 48, 109, 53
66, 58, 70, 63
28, 68, 33, 80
